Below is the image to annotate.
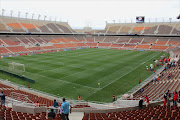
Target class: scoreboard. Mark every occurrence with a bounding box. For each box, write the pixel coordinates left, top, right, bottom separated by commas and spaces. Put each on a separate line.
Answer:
136, 16, 145, 23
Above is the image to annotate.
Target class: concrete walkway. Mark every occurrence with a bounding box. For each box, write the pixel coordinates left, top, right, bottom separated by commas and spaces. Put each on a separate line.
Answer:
69, 112, 84, 120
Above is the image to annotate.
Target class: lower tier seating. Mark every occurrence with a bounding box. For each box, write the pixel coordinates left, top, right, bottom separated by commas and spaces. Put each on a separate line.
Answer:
82, 105, 180, 120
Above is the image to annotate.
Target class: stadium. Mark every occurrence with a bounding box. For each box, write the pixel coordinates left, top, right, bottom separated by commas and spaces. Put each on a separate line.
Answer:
0, 0, 180, 119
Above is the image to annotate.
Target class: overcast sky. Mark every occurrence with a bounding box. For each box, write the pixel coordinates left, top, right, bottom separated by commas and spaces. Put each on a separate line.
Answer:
0, 0, 180, 29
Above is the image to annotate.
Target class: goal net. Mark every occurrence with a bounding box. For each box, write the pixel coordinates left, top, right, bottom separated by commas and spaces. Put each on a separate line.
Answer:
8, 62, 25, 72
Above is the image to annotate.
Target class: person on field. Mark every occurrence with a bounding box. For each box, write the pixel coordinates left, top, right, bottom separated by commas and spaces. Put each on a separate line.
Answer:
139, 79, 141, 85
78, 95, 81, 100
112, 94, 116, 102
61, 98, 72, 120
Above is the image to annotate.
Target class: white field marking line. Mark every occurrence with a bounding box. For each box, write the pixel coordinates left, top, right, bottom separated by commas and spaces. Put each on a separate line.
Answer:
28, 49, 133, 63
87, 51, 155, 85
22, 49, 132, 66
48, 51, 150, 88
12, 67, 99, 90
35, 52, 136, 82
23, 49, 100, 60
3, 52, 153, 94
4, 50, 139, 83
20, 51, 137, 89
71, 49, 130, 57
100, 52, 162, 90
36, 49, 130, 62
40, 48, 124, 58
3, 50, 139, 89
0, 64, 98, 90
41, 49, 103, 57
25, 49, 113, 62
2, 50, 141, 74
31, 51, 114, 60
23, 50, 135, 72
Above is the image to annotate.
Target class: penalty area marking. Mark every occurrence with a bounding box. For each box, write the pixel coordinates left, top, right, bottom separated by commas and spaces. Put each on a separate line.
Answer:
100, 52, 162, 90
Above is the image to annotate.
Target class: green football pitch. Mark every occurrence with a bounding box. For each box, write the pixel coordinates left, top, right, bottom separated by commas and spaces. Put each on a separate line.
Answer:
0, 48, 168, 102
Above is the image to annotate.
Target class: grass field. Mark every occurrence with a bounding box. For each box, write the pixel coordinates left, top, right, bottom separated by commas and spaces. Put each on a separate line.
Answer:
0, 48, 168, 102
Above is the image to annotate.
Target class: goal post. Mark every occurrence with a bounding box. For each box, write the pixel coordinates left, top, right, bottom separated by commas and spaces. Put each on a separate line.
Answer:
8, 62, 25, 72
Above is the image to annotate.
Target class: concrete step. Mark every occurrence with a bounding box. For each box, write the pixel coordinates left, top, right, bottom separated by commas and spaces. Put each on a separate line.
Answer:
69, 112, 84, 120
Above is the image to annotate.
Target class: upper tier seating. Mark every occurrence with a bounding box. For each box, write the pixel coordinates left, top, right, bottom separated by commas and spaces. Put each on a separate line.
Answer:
107, 25, 121, 33
131, 24, 146, 34
43, 22, 63, 33
0, 17, 25, 32
157, 25, 173, 34
171, 22, 180, 35
0, 16, 74, 33
0, 23, 10, 32
119, 24, 132, 34
104, 22, 180, 35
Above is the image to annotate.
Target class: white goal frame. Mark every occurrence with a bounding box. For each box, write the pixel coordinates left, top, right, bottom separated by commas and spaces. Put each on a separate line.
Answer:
8, 62, 25, 72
